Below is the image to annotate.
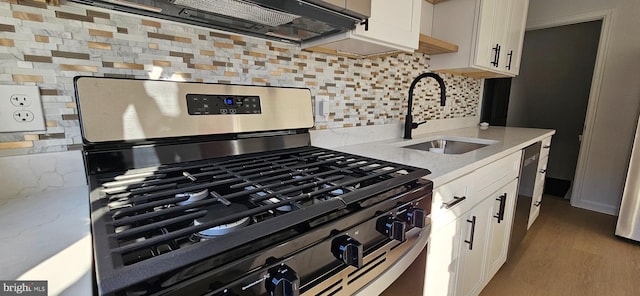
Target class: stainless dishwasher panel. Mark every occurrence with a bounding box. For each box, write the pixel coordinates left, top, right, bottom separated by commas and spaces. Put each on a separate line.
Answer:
508, 141, 541, 258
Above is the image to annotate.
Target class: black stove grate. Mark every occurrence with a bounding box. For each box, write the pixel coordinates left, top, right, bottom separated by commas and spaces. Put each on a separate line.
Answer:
89, 146, 430, 294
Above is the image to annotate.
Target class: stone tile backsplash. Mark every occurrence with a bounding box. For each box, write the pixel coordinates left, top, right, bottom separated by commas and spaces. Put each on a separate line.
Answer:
0, 0, 481, 156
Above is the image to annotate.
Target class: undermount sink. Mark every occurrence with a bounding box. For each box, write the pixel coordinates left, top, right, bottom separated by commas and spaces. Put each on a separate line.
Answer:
401, 137, 498, 155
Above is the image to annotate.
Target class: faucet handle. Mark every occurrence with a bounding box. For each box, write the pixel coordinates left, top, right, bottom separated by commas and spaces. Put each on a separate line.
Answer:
411, 121, 427, 129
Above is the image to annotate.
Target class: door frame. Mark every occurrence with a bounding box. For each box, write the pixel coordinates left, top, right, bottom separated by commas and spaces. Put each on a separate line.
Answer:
526, 9, 614, 213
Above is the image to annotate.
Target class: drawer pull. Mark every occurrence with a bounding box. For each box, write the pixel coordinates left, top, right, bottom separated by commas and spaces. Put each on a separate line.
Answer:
441, 196, 466, 209
539, 169, 547, 174
543, 145, 551, 149
464, 216, 477, 250
506, 50, 513, 70
535, 200, 542, 207
494, 193, 507, 223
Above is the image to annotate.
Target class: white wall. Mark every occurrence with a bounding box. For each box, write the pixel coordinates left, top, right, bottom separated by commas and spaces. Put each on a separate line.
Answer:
526, 0, 640, 214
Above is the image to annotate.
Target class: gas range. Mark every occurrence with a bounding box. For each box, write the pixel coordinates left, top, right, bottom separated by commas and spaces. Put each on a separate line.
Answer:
76, 77, 432, 296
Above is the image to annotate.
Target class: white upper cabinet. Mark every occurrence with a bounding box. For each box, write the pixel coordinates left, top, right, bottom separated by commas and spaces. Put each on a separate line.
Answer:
301, 0, 422, 56
474, 0, 503, 70
353, 0, 421, 51
503, 0, 529, 74
319, 0, 373, 17
430, 0, 529, 77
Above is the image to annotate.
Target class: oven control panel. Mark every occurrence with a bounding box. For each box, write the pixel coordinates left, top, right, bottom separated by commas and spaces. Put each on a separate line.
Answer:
186, 94, 262, 115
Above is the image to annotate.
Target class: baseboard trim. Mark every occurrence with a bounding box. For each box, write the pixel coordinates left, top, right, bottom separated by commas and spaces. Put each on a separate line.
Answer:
570, 199, 618, 216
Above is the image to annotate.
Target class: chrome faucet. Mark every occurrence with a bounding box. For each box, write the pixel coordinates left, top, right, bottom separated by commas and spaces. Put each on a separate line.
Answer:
404, 72, 447, 139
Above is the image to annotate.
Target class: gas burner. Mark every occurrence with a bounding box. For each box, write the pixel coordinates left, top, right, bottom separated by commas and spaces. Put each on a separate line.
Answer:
194, 203, 250, 238
321, 184, 351, 197
176, 189, 209, 206
320, 182, 358, 198
262, 196, 293, 212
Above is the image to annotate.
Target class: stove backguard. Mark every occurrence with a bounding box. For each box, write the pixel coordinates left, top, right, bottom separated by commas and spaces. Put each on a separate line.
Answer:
74, 77, 314, 144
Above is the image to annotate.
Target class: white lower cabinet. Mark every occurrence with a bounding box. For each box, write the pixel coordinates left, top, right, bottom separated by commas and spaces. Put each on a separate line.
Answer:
483, 179, 518, 282
425, 152, 521, 296
457, 179, 517, 296
424, 214, 463, 295
528, 136, 552, 228
528, 155, 548, 228
456, 195, 492, 296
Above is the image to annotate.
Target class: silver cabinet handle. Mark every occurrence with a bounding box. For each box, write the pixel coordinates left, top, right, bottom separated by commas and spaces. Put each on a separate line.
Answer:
539, 168, 547, 174
441, 196, 466, 209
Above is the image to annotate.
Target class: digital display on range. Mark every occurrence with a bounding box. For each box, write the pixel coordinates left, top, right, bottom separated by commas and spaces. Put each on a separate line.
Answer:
186, 94, 262, 115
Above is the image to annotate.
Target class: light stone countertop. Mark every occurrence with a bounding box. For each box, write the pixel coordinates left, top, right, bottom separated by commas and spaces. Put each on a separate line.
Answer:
0, 185, 92, 296
0, 150, 92, 296
325, 126, 556, 186
0, 126, 553, 296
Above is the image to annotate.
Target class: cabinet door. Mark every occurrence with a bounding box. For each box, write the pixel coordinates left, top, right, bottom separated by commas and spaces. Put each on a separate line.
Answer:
456, 196, 492, 296
424, 218, 463, 296
503, 0, 528, 74
540, 136, 552, 159
474, 0, 510, 70
483, 179, 518, 281
528, 156, 548, 228
493, 0, 512, 69
321, 0, 346, 9
346, 0, 372, 17
353, 0, 421, 51
474, 0, 499, 69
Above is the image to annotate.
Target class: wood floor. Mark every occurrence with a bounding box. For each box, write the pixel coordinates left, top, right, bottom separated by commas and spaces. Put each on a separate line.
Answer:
480, 196, 640, 296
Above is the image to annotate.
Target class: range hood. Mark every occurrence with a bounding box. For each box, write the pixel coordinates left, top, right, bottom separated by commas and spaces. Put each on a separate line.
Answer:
68, 0, 370, 44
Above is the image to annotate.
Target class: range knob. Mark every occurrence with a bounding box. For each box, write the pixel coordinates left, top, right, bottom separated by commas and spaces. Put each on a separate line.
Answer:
331, 235, 363, 268
376, 215, 406, 242
265, 264, 299, 296
404, 207, 426, 228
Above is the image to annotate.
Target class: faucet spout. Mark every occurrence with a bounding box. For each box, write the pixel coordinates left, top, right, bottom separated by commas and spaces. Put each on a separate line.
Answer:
404, 72, 447, 139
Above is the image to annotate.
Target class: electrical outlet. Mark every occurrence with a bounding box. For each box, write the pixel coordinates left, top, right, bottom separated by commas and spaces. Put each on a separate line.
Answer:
10, 94, 31, 107
13, 110, 35, 122
0, 85, 46, 132
314, 97, 331, 121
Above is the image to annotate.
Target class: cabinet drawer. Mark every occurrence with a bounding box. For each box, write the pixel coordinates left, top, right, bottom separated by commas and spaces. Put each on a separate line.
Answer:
540, 136, 552, 159
473, 151, 522, 199
537, 155, 549, 175
533, 156, 548, 196
533, 179, 545, 201
431, 174, 471, 231
431, 151, 522, 231
528, 198, 541, 229
529, 156, 548, 228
